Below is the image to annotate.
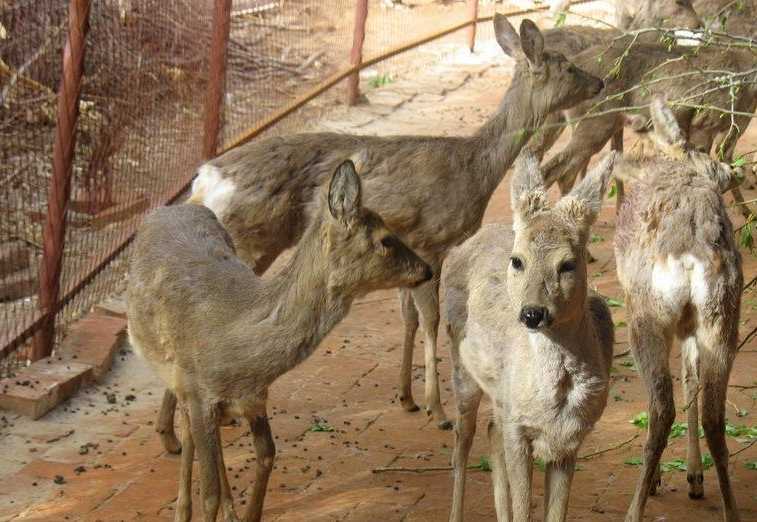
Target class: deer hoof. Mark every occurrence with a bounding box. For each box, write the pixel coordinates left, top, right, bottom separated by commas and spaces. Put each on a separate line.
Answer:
161, 432, 182, 455
400, 396, 420, 412
687, 472, 704, 499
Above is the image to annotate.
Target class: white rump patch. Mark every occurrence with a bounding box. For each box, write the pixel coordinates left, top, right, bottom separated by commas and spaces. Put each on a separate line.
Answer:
191, 164, 236, 219
651, 254, 711, 311
674, 30, 702, 47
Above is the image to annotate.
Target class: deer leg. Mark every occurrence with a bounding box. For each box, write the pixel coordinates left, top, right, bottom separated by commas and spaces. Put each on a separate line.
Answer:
698, 322, 741, 522
681, 336, 704, 500
213, 426, 239, 522
244, 410, 276, 522
503, 431, 532, 522
412, 273, 452, 429
544, 455, 577, 522
188, 400, 221, 522
611, 127, 625, 213
175, 404, 194, 522
398, 288, 421, 413
489, 411, 512, 522
158, 389, 181, 454
449, 361, 483, 522
625, 317, 675, 522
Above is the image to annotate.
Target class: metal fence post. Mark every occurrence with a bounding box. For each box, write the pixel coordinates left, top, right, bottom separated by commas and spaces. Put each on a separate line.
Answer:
32, 0, 91, 361
347, 0, 369, 106
203, 0, 232, 160
467, 0, 479, 52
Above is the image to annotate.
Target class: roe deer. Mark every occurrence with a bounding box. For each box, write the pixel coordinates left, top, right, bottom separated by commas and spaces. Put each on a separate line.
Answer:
442, 151, 617, 522
127, 161, 432, 522
155, 14, 605, 451
614, 99, 743, 522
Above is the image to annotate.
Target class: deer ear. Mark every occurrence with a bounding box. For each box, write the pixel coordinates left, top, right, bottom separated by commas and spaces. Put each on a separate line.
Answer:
556, 151, 619, 236
510, 150, 547, 229
328, 160, 362, 225
493, 13, 524, 59
615, 2, 634, 30
650, 96, 687, 159
519, 19, 544, 68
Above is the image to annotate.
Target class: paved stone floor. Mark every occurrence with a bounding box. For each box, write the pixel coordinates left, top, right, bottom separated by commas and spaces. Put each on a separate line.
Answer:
1, 35, 756, 522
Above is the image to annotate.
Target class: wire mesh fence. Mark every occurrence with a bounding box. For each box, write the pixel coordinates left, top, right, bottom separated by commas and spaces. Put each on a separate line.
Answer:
1, 0, 564, 377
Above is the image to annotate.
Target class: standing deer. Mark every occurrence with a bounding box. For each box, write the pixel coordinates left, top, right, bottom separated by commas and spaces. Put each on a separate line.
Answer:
614, 99, 743, 522
443, 151, 617, 522
155, 13, 605, 452
128, 161, 432, 522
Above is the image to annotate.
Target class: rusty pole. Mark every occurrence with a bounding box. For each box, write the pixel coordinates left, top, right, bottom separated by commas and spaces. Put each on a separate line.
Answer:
32, 0, 91, 361
347, 0, 369, 106
203, 0, 233, 160
467, 0, 479, 52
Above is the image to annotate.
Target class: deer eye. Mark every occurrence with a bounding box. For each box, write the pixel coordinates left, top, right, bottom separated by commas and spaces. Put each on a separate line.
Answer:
559, 260, 577, 273
510, 257, 524, 271
380, 236, 395, 249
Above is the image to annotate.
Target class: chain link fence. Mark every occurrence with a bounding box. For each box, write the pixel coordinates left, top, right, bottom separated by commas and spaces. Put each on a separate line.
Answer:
0, 0, 562, 377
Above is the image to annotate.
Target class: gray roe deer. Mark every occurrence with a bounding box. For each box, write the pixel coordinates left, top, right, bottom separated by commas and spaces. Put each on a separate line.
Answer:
127, 161, 432, 522
614, 99, 743, 522
442, 151, 617, 522
155, 14, 605, 451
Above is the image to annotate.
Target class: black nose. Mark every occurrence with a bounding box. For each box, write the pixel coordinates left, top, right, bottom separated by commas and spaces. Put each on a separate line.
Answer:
519, 306, 546, 329
422, 265, 433, 282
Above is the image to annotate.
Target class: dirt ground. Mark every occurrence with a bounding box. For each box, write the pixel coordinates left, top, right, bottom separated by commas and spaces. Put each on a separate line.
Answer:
1, 3, 756, 522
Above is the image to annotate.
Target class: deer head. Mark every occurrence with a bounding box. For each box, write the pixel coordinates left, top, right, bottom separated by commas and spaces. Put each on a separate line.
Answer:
493, 14, 605, 114
322, 160, 432, 295
507, 151, 618, 330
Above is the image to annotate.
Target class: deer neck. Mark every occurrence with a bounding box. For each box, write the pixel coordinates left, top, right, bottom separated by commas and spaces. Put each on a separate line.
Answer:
473, 75, 545, 197
259, 218, 353, 374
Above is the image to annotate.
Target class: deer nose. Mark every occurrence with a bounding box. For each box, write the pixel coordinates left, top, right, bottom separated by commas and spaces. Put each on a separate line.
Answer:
519, 306, 547, 329
422, 265, 433, 282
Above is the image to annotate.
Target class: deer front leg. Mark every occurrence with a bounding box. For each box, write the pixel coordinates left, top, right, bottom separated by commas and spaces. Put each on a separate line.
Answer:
544, 455, 577, 522
681, 336, 704, 500
412, 273, 452, 429
625, 316, 675, 522
244, 410, 276, 522
214, 426, 239, 522
158, 389, 181, 454
449, 362, 483, 522
489, 413, 511, 521
399, 288, 421, 413
175, 404, 194, 522
503, 431, 533, 522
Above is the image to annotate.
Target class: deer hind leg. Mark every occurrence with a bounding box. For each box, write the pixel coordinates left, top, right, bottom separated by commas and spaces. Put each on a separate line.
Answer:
244, 409, 276, 522
412, 272, 452, 430
697, 320, 741, 522
188, 400, 222, 522
449, 361, 483, 522
680, 335, 704, 500
213, 423, 239, 522
175, 404, 195, 522
399, 288, 421, 413
625, 315, 675, 522
158, 389, 181, 454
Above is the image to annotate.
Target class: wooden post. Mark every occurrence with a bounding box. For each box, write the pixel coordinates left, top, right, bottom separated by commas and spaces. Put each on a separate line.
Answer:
32, 0, 91, 361
203, 0, 232, 160
467, 0, 479, 52
347, 0, 369, 106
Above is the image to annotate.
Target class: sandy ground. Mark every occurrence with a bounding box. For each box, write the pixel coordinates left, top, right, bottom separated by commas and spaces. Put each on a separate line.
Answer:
1, 4, 756, 522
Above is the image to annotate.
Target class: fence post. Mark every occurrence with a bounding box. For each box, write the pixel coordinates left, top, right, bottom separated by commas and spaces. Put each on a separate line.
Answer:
203, 0, 233, 160
467, 0, 479, 52
347, 0, 369, 106
32, 0, 91, 361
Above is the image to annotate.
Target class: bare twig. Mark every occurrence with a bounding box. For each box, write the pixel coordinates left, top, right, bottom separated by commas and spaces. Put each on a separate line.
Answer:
730, 439, 756, 458
737, 325, 757, 351
578, 433, 640, 460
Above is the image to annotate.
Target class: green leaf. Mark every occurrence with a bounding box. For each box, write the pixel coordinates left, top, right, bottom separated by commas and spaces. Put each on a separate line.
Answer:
731, 156, 747, 168
613, 394, 624, 402
615, 321, 627, 328
590, 233, 604, 243
661, 458, 687, 472
554, 11, 567, 27
368, 73, 393, 89
309, 421, 335, 432
608, 181, 617, 199
534, 457, 546, 472
701, 454, 714, 470
624, 456, 643, 466
739, 220, 754, 251
631, 412, 649, 428
472, 455, 492, 472
669, 422, 687, 439
619, 360, 635, 369
746, 461, 757, 470
724, 422, 757, 440
606, 297, 624, 308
